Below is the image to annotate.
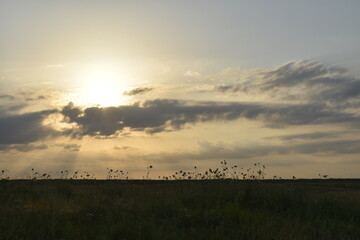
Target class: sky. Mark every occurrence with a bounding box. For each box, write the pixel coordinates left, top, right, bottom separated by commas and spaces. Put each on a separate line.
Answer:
1, 0, 360, 179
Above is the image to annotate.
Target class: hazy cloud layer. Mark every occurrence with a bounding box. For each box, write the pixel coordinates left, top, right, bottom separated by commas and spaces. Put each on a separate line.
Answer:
133, 139, 360, 163
2, 60, 360, 155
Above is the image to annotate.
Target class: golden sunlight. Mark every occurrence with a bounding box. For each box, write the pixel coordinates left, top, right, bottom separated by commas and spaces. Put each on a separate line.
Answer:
75, 62, 130, 107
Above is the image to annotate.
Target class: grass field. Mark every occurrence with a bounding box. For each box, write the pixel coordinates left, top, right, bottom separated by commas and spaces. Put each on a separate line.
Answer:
0, 179, 360, 240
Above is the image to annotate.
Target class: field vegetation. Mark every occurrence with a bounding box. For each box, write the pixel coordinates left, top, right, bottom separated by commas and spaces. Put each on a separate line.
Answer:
0, 163, 359, 240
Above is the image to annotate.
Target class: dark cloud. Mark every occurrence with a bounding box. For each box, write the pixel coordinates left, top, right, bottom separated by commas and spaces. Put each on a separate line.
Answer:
313, 79, 360, 103
0, 109, 58, 144
61, 102, 82, 122
123, 87, 153, 96
61, 99, 358, 137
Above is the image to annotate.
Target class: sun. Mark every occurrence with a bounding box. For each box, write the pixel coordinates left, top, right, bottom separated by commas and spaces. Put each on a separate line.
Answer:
81, 71, 119, 107
76, 63, 129, 107
82, 82, 118, 107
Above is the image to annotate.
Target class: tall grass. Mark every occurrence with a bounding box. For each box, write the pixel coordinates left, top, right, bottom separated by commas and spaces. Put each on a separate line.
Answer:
1, 162, 268, 180
1, 162, 358, 239
0, 179, 359, 239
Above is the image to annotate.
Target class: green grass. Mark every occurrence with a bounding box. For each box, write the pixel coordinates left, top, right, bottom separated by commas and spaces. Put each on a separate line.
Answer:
0, 179, 359, 240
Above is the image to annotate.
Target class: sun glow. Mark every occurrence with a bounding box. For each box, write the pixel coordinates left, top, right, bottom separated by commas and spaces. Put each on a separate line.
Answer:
76, 62, 130, 107
82, 82, 118, 107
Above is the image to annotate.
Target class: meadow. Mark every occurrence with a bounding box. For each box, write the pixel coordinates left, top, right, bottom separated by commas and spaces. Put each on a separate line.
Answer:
0, 177, 360, 240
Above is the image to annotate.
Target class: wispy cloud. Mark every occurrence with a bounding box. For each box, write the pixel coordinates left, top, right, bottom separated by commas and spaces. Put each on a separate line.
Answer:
114, 145, 133, 150
0, 144, 48, 152
0, 94, 15, 100
123, 87, 153, 96
214, 60, 360, 105
265, 131, 347, 141
54, 143, 81, 151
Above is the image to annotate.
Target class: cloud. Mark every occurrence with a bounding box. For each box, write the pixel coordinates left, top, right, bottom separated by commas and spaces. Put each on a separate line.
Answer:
0, 144, 48, 152
26, 95, 46, 102
0, 94, 15, 100
265, 131, 347, 141
54, 143, 81, 151
261, 61, 345, 89
214, 60, 360, 105
7, 104, 28, 112
214, 85, 234, 92
63, 144, 81, 151
61, 99, 358, 137
123, 87, 153, 96
0, 109, 58, 144
2, 60, 359, 148
114, 145, 133, 150
0, 104, 28, 116
132, 139, 360, 164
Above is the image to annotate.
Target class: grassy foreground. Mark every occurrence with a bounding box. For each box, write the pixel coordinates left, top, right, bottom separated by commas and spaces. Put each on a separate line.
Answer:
0, 179, 359, 240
